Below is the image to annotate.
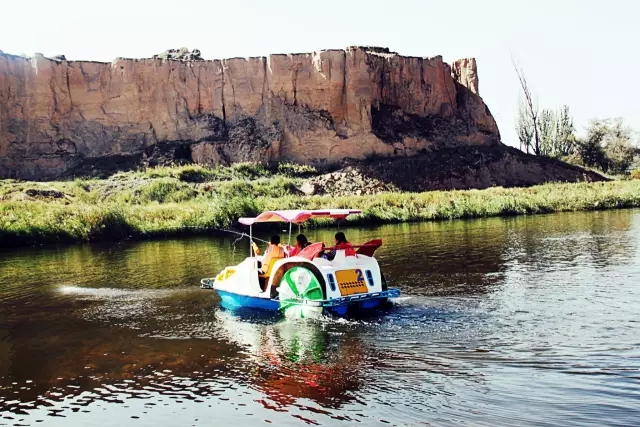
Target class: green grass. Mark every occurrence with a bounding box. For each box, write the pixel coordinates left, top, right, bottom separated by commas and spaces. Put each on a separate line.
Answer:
276, 162, 318, 178
1, 163, 640, 247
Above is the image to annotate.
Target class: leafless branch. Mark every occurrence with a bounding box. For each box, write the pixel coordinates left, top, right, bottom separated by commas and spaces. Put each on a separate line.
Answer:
511, 55, 540, 155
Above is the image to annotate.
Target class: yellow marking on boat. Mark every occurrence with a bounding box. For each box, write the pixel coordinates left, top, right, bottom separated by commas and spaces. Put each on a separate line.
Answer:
335, 269, 368, 296
216, 267, 236, 282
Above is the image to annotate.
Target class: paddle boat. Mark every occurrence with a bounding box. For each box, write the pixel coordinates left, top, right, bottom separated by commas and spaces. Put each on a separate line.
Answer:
200, 209, 401, 318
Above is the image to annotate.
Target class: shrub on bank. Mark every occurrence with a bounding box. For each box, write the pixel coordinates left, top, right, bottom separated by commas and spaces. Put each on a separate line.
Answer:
138, 179, 198, 204
230, 162, 270, 179
276, 162, 318, 178
210, 176, 301, 199
176, 166, 219, 183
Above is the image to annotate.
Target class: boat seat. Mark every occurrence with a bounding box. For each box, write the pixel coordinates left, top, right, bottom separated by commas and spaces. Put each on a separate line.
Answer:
356, 239, 382, 257
297, 242, 325, 260
258, 256, 282, 291
258, 246, 285, 280
258, 257, 280, 279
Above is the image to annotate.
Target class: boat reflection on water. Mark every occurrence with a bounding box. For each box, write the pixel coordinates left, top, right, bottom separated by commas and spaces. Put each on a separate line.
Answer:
212, 309, 368, 410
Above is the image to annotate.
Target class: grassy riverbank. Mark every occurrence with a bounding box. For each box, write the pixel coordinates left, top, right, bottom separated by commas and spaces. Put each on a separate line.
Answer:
1, 163, 640, 246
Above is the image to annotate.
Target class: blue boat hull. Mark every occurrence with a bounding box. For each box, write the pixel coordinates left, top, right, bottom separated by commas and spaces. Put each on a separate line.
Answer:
217, 290, 281, 311
214, 289, 400, 317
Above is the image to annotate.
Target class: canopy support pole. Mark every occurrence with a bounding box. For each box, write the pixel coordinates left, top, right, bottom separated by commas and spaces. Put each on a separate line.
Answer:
288, 222, 292, 249
249, 225, 253, 257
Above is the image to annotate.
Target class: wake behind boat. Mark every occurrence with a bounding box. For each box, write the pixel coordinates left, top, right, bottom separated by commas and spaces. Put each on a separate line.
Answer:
200, 209, 401, 318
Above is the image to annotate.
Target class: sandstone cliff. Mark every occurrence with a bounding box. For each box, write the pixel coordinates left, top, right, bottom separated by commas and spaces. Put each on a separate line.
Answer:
0, 46, 500, 180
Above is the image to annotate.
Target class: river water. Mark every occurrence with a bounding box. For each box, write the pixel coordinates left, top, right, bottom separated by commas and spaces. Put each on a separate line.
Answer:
1, 210, 639, 426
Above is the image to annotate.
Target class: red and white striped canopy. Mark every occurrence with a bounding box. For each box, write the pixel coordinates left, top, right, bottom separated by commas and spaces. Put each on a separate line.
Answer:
239, 209, 361, 225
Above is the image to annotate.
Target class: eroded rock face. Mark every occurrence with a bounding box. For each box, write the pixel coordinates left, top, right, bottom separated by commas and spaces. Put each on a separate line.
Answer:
452, 58, 478, 95
0, 46, 500, 180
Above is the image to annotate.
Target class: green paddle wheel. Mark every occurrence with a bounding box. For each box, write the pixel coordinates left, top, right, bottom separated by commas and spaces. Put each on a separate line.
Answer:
277, 266, 325, 318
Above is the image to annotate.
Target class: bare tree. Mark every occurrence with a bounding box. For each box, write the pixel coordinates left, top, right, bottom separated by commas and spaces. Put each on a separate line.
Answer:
512, 58, 540, 155
515, 100, 533, 153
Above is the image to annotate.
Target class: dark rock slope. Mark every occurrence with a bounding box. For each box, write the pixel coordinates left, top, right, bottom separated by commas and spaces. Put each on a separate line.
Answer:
303, 145, 606, 195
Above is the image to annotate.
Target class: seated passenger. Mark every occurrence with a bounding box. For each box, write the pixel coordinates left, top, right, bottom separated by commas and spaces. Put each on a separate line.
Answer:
288, 234, 311, 257
256, 235, 285, 275
320, 232, 355, 260
334, 232, 355, 256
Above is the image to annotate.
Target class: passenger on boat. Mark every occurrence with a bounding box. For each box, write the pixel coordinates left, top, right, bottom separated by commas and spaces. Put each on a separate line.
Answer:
257, 235, 285, 275
252, 235, 279, 256
334, 232, 356, 256
288, 234, 311, 257
320, 232, 355, 260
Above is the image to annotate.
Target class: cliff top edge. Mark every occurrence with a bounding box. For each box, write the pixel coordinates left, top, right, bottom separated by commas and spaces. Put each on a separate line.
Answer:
0, 46, 472, 67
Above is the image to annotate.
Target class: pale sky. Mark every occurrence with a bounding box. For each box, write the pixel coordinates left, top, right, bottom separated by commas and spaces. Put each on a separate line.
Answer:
1, 0, 638, 147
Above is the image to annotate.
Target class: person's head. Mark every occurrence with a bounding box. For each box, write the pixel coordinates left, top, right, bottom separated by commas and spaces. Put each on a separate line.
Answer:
296, 234, 308, 247
335, 232, 347, 244
270, 235, 280, 245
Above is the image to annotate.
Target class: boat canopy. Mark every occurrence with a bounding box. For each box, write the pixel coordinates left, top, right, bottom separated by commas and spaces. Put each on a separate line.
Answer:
239, 209, 361, 226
